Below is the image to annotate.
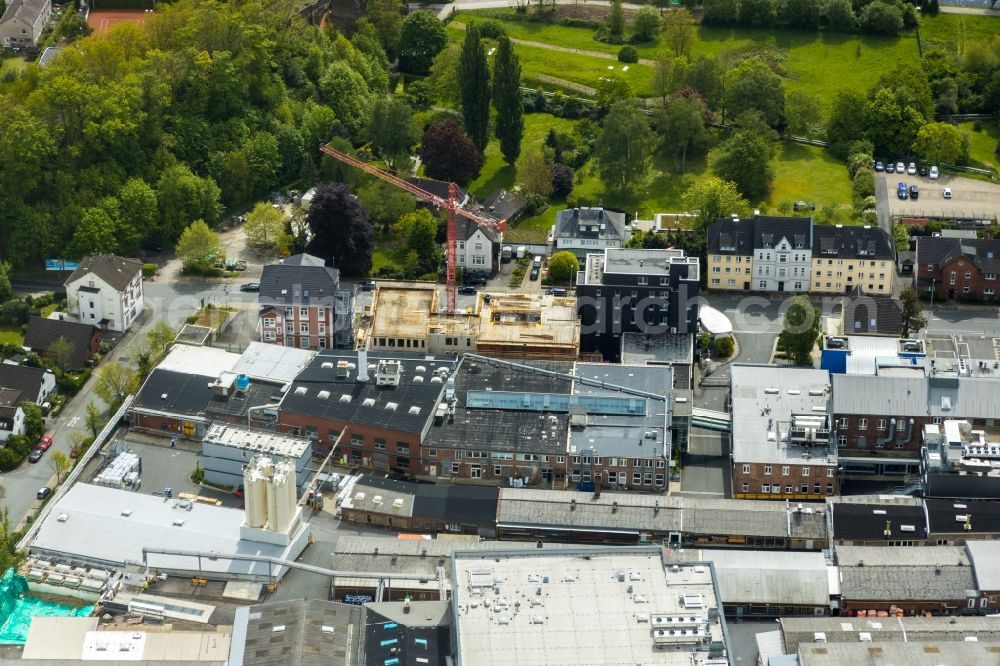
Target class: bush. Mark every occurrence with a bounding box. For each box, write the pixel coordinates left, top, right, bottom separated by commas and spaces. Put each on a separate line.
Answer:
6, 434, 31, 457
0, 300, 28, 326
142, 262, 157, 278
859, 1, 903, 35
56, 368, 91, 395
552, 164, 575, 197
523, 193, 548, 216
852, 169, 875, 201
715, 336, 735, 357
618, 45, 639, 63
478, 19, 507, 39
631, 5, 662, 42
0, 447, 25, 472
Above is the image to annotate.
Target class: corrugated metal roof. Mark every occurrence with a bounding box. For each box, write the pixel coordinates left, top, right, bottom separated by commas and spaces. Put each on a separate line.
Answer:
966, 540, 1000, 591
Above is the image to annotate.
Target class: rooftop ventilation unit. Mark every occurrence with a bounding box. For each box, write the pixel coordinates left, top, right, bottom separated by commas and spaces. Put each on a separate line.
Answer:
408, 406, 421, 415
294, 386, 307, 396
362, 398, 376, 407
317, 390, 330, 400
386, 402, 398, 411
340, 394, 352, 403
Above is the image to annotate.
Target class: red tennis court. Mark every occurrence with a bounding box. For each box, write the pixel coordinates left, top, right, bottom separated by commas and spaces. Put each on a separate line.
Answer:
86, 9, 150, 34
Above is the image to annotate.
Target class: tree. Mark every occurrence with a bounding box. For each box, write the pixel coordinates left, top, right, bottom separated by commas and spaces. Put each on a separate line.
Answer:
0, 262, 10, 302
458, 25, 491, 153
702, 0, 740, 25
825, 89, 869, 159
118, 178, 158, 251
157, 166, 223, 246
683, 176, 752, 229
609, 0, 625, 38
85, 402, 103, 439
632, 5, 662, 42
714, 336, 734, 357
892, 224, 910, 252
366, 97, 419, 171
428, 43, 463, 107
779, 296, 820, 365
725, 58, 786, 129
517, 151, 554, 199
785, 90, 822, 138
865, 87, 925, 157
366, 0, 404, 57
900, 287, 927, 337
145, 320, 176, 363
94, 361, 139, 412
46, 338, 76, 371
67, 207, 118, 259
595, 101, 654, 195
320, 61, 373, 136
357, 181, 416, 233
663, 8, 697, 56
782, 0, 822, 28
656, 94, 710, 173
398, 209, 438, 274
420, 122, 484, 186
48, 450, 70, 484
306, 183, 374, 277
547, 251, 579, 282
552, 164, 574, 197
912, 122, 969, 165
21, 401, 43, 443
859, 1, 903, 35
713, 128, 776, 200
175, 220, 224, 273
824, 0, 857, 32
739, 0, 777, 26
245, 202, 288, 252
595, 73, 634, 112
399, 11, 448, 75
492, 37, 524, 165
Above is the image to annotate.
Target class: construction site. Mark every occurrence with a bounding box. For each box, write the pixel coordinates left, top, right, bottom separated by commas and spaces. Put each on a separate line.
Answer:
357, 285, 580, 360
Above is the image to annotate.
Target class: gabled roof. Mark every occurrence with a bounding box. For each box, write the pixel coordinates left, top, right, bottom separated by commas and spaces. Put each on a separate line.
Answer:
917, 237, 1000, 273
258, 253, 341, 306
22, 316, 98, 369
0, 387, 22, 421
0, 363, 49, 402
706, 217, 755, 255
404, 177, 469, 205
233, 599, 364, 666
481, 188, 527, 222
554, 207, 628, 241
753, 216, 812, 250
455, 216, 500, 243
842, 288, 904, 336
812, 224, 894, 261
64, 255, 142, 292
0, 0, 48, 27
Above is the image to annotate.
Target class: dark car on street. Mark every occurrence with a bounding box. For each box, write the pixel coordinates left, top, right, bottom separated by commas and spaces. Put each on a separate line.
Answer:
529, 267, 540, 281
458, 286, 477, 295
239, 283, 260, 292
28, 449, 43, 463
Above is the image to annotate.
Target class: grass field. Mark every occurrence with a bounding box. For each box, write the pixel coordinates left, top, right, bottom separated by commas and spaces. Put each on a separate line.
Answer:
961, 120, 1000, 173
371, 245, 408, 275
919, 13, 1000, 50
0, 327, 24, 346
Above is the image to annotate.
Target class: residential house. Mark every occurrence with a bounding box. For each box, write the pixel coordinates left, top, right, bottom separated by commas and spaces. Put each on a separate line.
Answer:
455, 217, 501, 277
551, 207, 630, 260
276, 350, 459, 468
480, 188, 527, 225
705, 216, 755, 291
752, 217, 813, 293
0, 388, 24, 442
22, 316, 100, 372
257, 253, 352, 350
840, 286, 904, 336
730, 365, 837, 501
64, 255, 144, 332
917, 236, 1000, 301
576, 248, 700, 361
0, 363, 55, 406
0, 0, 51, 48
810, 224, 895, 295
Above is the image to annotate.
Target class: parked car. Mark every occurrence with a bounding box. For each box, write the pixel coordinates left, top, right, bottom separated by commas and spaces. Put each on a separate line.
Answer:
458, 286, 477, 295
28, 449, 43, 463
533, 255, 543, 266
546, 287, 568, 296
929, 165, 939, 180
36, 487, 51, 501
37, 435, 53, 451
874, 161, 884, 172
886, 162, 895, 173
897, 182, 909, 200
529, 267, 540, 281
793, 201, 816, 211
239, 283, 260, 293
907, 162, 917, 175
918, 166, 928, 177
910, 185, 919, 200
895, 161, 905, 173
943, 187, 953, 199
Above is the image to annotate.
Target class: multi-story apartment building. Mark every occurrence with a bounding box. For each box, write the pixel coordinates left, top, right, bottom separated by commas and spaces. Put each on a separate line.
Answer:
917, 237, 1000, 302
705, 216, 754, 291
257, 253, 352, 350
730, 364, 838, 501
576, 248, 700, 361
752, 218, 813, 293
64, 255, 144, 332
810, 224, 895, 294
551, 207, 631, 260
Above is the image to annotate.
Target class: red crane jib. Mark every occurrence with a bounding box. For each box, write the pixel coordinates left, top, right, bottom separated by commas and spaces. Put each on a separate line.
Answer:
319, 144, 506, 315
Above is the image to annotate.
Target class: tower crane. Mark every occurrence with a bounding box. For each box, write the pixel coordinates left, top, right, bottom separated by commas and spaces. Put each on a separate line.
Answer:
319, 143, 507, 314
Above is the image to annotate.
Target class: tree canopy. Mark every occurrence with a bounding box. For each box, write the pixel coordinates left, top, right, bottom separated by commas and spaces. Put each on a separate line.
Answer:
306, 183, 374, 277
420, 122, 483, 186
595, 101, 654, 195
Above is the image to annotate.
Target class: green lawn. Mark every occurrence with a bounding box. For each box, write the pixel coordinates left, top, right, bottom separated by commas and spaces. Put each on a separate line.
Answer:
960, 120, 1000, 173
918, 13, 1000, 51
0, 327, 23, 346
371, 246, 408, 275
766, 142, 853, 211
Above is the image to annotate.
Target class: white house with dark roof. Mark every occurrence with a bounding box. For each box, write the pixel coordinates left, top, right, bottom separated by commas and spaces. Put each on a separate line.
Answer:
455, 217, 501, 276
0, 0, 51, 48
64, 255, 144, 332
752, 217, 812, 293
551, 207, 630, 260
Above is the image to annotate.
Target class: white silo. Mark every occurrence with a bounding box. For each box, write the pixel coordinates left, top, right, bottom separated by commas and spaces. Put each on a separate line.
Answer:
266, 459, 298, 534
243, 458, 268, 529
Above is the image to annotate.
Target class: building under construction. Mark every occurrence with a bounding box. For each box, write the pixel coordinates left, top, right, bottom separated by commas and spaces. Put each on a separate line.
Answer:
359, 286, 580, 361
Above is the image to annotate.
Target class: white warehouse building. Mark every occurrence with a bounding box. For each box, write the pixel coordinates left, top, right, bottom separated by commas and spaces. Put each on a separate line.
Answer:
201, 423, 313, 492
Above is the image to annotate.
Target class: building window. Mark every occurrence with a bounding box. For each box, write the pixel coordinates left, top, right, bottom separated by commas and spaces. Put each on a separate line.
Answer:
859, 418, 868, 429
782, 466, 790, 476
711, 279, 720, 286
826, 468, 834, 478
965, 271, 972, 279
427, 449, 436, 458
826, 484, 833, 494
638, 276, 648, 285
471, 466, 481, 479
633, 472, 642, 485
374, 439, 386, 450
950, 272, 956, 285
494, 465, 502, 476
741, 483, 749, 493
762, 484, 771, 493
877, 419, 886, 430
397, 443, 409, 455
300, 322, 309, 334
800, 483, 809, 493
742, 464, 750, 474
451, 462, 460, 474
655, 474, 664, 486
764, 465, 772, 475
784, 485, 792, 494
963, 285, 970, 294
838, 435, 847, 447
986, 274, 996, 281
802, 467, 810, 476
351, 434, 364, 447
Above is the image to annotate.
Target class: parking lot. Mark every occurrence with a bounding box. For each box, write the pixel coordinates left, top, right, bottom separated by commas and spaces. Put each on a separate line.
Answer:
926, 333, 1000, 361
880, 171, 1000, 222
